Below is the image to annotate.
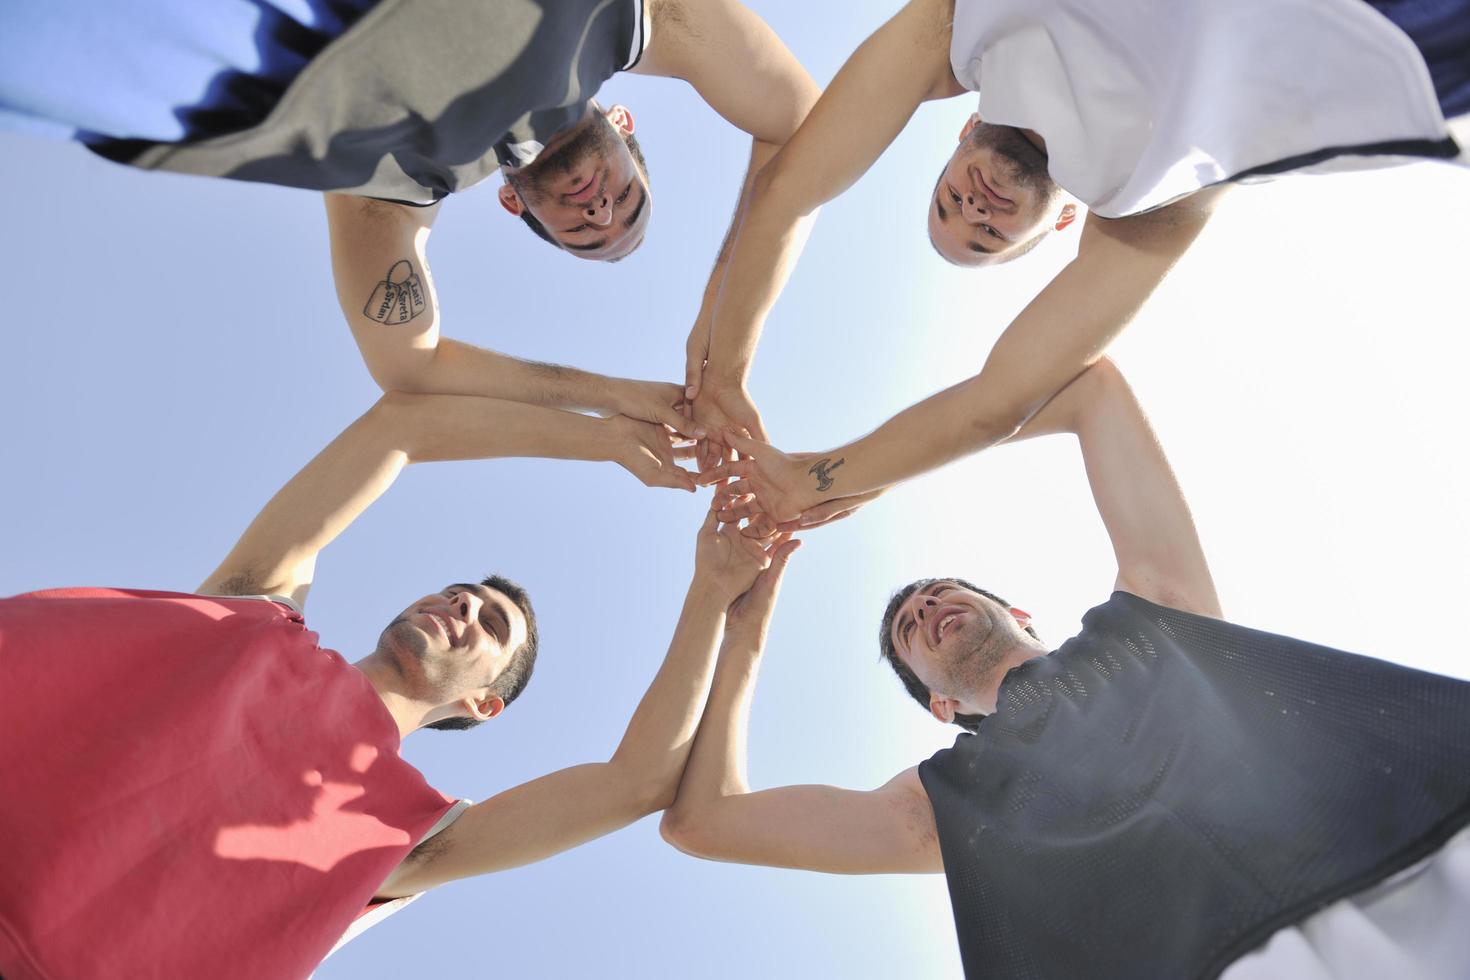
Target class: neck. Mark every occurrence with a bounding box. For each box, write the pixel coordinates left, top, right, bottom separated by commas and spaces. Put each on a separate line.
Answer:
353, 654, 432, 740
972, 639, 1049, 715
1020, 128, 1048, 156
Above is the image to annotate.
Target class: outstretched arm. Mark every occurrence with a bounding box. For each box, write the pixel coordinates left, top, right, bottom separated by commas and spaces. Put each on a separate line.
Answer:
198, 396, 694, 606
324, 195, 698, 435
700, 193, 1221, 525
633, 0, 822, 448
658, 0, 961, 448
660, 539, 943, 874
374, 510, 786, 897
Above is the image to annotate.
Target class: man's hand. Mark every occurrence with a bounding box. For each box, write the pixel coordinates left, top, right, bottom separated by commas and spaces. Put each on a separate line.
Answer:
606, 378, 705, 441
689, 379, 769, 474
697, 430, 832, 526
720, 483, 888, 536
693, 507, 783, 603
605, 416, 699, 492
724, 536, 801, 645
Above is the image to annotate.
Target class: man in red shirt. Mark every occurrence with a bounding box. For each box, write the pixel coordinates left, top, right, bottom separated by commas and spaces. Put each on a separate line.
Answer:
0, 392, 796, 980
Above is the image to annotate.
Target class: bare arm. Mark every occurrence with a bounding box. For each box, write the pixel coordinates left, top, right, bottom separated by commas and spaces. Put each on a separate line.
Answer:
377, 511, 785, 896
700, 193, 1222, 525
633, 0, 821, 406
949, 358, 1220, 615
660, 539, 943, 874
323, 195, 696, 434
695, 0, 960, 388
197, 396, 692, 606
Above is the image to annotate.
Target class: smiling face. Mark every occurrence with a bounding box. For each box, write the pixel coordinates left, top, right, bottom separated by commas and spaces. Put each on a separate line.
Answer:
884, 579, 1044, 721
377, 582, 530, 710
497, 104, 651, 261
927, 117, 1063, 267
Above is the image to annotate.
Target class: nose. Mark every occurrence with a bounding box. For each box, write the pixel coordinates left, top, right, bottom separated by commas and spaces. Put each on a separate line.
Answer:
583, 194, 613, 227
450, 589, 482, 623
911, 594, 940, 628
961, 192, 990, 224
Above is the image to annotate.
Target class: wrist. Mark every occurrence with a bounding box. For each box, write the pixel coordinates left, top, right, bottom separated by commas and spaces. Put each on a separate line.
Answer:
701, 360, 749, 391
690, 569, 743, 607
594, 414, 629, 465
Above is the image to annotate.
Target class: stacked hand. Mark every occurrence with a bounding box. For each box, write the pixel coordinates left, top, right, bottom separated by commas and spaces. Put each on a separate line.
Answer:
683, 348, 767, 474
605, 415, 699, 492
695, 431, 886, 534
607, 378, 707, 442
694, 503, 799, 604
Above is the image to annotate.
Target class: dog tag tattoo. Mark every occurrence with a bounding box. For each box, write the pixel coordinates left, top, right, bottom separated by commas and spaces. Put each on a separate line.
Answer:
363, 260, 427, 324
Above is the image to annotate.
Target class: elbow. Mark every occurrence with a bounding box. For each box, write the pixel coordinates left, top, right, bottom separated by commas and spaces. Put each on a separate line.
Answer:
361, 346, 439, 395
659, 805, 713, 859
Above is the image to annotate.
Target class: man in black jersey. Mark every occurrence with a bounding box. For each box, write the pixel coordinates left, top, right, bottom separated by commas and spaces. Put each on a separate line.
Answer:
662, 357, 1470, 979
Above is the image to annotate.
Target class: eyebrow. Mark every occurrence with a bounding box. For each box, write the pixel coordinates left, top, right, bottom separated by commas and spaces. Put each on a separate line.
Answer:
447, 583, 514, 643
624, 182, 646, 230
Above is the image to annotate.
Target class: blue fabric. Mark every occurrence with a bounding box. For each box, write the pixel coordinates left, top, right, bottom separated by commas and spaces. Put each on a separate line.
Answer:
0, 0, 378, 143
1366, 0, 1470, 117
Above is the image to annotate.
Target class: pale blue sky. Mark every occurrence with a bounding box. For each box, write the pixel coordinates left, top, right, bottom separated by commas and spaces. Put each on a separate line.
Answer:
2, 3, 1468, 977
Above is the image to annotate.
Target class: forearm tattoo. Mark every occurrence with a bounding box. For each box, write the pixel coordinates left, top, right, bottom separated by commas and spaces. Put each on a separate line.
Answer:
808, 456, 846, 492
363, 259, 427, 324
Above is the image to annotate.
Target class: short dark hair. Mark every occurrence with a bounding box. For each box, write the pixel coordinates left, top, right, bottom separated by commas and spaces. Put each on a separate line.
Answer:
877, 577, 1040, 734
516, 132, 649, 250
426, 573, 540, 732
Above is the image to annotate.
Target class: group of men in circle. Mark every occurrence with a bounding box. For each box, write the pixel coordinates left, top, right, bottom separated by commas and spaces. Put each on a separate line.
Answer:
3, 0, 1470, 976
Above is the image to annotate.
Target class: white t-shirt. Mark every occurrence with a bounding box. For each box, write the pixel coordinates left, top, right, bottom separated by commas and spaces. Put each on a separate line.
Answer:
949, 0, 1461, 217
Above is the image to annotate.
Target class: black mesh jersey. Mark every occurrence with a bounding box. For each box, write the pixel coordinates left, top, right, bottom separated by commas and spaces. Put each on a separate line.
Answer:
918, 592, 1470, 980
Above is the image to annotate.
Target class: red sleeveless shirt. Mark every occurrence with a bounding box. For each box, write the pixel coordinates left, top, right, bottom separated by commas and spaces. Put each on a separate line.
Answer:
0, 588, 456, 980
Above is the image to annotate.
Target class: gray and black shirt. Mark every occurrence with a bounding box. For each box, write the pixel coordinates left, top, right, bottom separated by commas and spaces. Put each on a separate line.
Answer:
90, 0, 649, 204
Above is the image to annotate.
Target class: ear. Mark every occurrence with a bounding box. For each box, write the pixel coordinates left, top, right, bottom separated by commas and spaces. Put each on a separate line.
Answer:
1009, 607, 1033, 631
605, 103, 635, 136
1054, 202, 1078, 232
497, 183, 524, 216
929, 693, 960, 725
463, 692, 506, 723
958, 112, 980, 143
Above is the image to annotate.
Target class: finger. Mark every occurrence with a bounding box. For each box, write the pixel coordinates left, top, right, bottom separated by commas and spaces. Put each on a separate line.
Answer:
795, 498, 849, 527
697, 435, 723, 475
795, 508, 857, 531
719, 478, 753, 498
672, 443, 699, 460
685, 350, 705, 402
721, 428, 768, 459
700, 505, 719, 532
695, 460, 752, 486
717, 498, 760, 523
659, 406, 706, 441
766, 537, 802, 572
741, 515, 778, 538
650, 468, 698, 493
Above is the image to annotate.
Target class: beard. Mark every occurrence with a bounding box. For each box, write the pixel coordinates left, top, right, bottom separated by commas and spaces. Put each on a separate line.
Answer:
377, 617, 482, 703
934, 614, 1015, 701
506, 112, 622, 206
967, 123, 1057, 201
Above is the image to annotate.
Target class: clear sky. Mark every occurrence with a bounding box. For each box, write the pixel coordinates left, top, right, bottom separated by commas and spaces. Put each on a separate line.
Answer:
2, 3, 1468, 977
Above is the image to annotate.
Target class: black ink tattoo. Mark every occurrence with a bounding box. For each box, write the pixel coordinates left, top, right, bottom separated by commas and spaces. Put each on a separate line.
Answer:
363, 259, 428, 324
808, 457, 846, 492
